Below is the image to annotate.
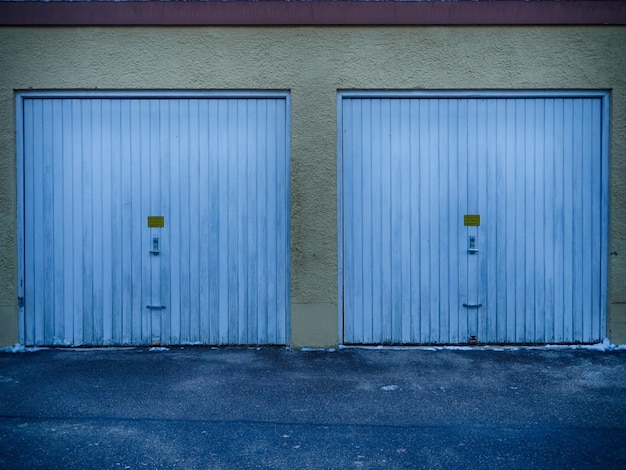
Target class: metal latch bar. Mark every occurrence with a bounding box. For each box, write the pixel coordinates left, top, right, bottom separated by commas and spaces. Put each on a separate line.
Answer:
146, 305, 166, 310
463, 303, 483, 308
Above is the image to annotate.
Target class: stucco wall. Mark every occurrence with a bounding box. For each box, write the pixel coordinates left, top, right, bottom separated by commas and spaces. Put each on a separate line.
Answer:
1, 26, 625, 347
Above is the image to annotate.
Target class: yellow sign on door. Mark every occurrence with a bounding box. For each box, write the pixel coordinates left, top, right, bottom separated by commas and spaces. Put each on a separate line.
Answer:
147, 216, 165, 228
464, 214, 480, 226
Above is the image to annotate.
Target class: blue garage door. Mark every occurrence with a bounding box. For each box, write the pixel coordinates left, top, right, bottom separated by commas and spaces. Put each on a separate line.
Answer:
340, 92, 608, 345
19, 92, 290, 346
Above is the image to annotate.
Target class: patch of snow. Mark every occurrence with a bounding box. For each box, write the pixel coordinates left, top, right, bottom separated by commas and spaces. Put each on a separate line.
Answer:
582, 339, 611, 351
148, 347, 169, 352
543, 338, 625, 351
336, 341, 626, 352
0, 343, 46, 353
381, 385, 399, 391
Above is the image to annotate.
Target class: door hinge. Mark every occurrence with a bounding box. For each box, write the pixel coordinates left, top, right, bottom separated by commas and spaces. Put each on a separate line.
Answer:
18, 297, 24, 308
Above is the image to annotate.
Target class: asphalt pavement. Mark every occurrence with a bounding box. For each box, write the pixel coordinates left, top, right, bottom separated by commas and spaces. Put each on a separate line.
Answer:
0, 346, 625, 469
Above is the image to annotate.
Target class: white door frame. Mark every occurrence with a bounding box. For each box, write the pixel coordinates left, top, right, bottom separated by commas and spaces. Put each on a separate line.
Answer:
16, 89, 291, 346
337, 89, 610, 345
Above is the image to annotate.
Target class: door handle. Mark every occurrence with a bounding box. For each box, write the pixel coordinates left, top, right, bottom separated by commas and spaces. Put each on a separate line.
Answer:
150, 237, 160, 255
468, 235, 478, 254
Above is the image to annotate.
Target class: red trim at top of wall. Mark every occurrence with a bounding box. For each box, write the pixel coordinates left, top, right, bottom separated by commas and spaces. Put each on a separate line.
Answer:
0, 1, 625, 26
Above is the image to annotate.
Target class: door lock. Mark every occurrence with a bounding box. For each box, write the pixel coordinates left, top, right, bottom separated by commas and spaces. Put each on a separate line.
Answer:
468, 235, 479, 254
150, 237, 160, 255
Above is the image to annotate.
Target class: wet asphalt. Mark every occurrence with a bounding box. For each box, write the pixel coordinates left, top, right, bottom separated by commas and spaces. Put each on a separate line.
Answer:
0, 346, 625, 469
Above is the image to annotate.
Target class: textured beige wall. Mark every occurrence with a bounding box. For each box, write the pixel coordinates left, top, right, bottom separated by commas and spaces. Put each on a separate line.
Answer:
1, 26, 625, 347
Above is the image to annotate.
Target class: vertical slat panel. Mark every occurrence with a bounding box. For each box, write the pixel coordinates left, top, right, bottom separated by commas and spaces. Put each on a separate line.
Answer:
109, 99, 123, 345
244, 100, 257, 343
197, 100, 210, 344
120, 99, 134, 345
139, 100, 151, 344
226, 100, 238, 343
359, 100, 372, 343
371, 100, 383, 342
158, 100, 172, 345
591, 99, 603, 341
446, 99, 461, 344
524, 99, 536, 342
29, 99, 43, 344
23, 99, 34, 344
342, 99, 355, 343
458, 99, 468, 343
217, 100, 229, 344
484, 100, 499, 343
533, 99, 546, 343
168, 99, 181, 344
179, 99, 192, 344
553, 99, 566, 343
188, 99, 201, 343
456, 99, 469, 344
417, 100, 430, 343
466, 99, 479, 342
206, 100, 219, 344
409, 100, 421, 342
371, 99, 380, 340
148, 100, 161, 345
581, 99, 594, 341
489, 99, 508, 343
51, 100, 64, 344
543, 99, 556, 342
562, 99, 575, 342
428, 100, 441, 343
91, 99, 104, 345
475, 99, 488, 342
237, 100, 248, 343
572, 100, 584, 342
476, 98, 490, 343
504, 100, 517, 342
266, 99, 280, 344
253, 100, 267, 344
42, 100, 55, 344
379, 100, 392, 342
62, 100, 75, 345
129, 100, 143, 344
100, 100, 114, 344
436, 100, 446, 343
71, 100, 84, 345
513, 100, 525, 342
399, 100, 412, 343
390, 100, 402, 342
80, 99, 94, 345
